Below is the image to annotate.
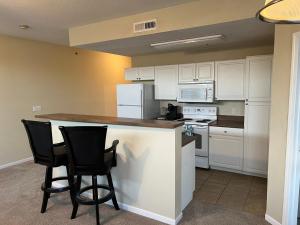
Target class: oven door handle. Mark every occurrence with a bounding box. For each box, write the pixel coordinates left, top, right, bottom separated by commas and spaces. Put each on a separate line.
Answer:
191, 125, 207, 129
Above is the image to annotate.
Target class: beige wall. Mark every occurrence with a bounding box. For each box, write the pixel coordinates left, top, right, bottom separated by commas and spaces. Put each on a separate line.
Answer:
132, 45, 273, 116
267, 25, 300, 223
69, 0, 264, 46
132, 45, 274, 67
159, 100, 245, 116
0, 34, 131, 167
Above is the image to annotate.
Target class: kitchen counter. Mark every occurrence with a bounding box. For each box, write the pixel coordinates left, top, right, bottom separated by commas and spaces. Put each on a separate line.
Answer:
210, 115, 244, 129
36, 113, 183, 129
38, 114, 183, 224
182, 133, 196, 147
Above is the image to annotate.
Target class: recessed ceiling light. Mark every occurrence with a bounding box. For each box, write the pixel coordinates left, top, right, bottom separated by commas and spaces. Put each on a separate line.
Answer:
19, 25, 31, 30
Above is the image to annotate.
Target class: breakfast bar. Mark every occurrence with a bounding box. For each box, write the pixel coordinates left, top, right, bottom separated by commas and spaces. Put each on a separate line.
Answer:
36, 113, 184, 225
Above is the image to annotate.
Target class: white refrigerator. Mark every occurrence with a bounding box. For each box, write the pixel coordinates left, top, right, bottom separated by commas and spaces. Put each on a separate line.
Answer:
117, 83, 160, 119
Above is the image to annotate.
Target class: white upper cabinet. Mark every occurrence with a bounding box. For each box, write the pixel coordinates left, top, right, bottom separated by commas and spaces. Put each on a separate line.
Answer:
179, 63, 196, 83
246, 55, 273, 102
125, 68, 139, 80
215, 59, 246, 100
196, 62, 215, 82
155, 65, 178, 100
178, 62, 214, 83
244, 101, 270, 176
125, 66, 155, 81
139, 67, 155, 80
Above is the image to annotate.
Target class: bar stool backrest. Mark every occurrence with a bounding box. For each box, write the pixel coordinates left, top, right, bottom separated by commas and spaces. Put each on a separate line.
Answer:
21, 120, 54, 166
59, 126, 107, 174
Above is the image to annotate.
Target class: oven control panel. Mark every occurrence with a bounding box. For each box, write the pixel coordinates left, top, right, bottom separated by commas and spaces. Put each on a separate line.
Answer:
182, 106, 217, 116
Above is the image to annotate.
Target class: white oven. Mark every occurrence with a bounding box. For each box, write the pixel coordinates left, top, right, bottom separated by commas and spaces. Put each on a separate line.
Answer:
177, 82, 214, 103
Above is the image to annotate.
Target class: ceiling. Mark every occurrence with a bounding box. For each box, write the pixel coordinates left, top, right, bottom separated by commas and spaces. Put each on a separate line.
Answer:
0, 0, 194, 45
79, 18, 275, 56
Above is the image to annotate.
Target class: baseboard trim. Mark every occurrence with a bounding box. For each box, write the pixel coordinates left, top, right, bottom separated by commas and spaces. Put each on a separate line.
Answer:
210, 166, 267, 178
53, 182, 182, 225
265, 214, 281, 225
0, 157, 33, 170
112, 201, 182, 225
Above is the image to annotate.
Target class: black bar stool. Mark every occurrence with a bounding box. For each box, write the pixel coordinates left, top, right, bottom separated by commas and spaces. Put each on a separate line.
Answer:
59, 126, 120, 225
21, 120, 75, 213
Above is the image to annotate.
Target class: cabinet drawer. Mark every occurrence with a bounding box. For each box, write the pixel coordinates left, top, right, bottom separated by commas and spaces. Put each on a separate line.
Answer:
209, 127, 243, 137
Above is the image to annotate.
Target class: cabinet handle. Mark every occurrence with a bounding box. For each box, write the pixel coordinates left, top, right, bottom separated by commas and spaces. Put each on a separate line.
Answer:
224, 131, 227, 133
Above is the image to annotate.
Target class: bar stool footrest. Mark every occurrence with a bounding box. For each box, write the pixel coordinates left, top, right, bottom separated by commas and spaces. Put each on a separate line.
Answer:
41, 176, 71, 193
76, 184, 113, 205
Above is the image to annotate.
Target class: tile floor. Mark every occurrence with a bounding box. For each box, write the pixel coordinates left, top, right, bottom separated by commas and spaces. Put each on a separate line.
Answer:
194, 168, 267, 216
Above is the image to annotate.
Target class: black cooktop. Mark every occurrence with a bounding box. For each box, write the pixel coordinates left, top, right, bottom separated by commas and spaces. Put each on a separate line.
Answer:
177, 118, 193, 122
195, 119, 212, 123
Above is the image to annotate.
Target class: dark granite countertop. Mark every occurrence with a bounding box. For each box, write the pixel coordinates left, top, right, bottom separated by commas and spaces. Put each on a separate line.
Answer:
182, 133, 196, 147
36, 113, 184, 129
210, 115, 244, 129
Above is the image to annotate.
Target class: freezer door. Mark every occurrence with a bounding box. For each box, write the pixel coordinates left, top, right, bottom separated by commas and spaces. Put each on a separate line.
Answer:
117, 84, 143, 106
117, 105, 143, 119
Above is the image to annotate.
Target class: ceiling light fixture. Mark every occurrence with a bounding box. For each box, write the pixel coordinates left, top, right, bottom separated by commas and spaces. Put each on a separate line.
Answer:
19, 24, 31, 30
150, 34, 224, 49
257, 0, 300, 24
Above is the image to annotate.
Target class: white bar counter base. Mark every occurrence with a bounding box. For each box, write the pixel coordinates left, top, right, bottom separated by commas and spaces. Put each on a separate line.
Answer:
50, 120, 182, 225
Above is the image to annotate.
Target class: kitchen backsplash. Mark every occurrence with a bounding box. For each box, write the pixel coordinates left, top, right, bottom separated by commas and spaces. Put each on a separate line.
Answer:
160, 100, 245, 116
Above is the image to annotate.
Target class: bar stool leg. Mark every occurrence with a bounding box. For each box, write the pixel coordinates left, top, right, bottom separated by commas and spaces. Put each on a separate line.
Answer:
41, 166, 53, 213
107, 172, 120, 210
92, 175, 100, 225
71, 175, 81, 219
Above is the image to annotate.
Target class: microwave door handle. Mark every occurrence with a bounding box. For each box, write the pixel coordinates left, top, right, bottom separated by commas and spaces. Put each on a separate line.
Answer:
205, 88, 208, 100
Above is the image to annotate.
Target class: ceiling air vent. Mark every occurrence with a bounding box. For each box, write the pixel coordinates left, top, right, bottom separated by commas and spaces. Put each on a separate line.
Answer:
133, 19, 157, 33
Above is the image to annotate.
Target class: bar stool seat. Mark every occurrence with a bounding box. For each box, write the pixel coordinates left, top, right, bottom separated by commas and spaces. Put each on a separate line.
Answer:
52, 144, 68, 166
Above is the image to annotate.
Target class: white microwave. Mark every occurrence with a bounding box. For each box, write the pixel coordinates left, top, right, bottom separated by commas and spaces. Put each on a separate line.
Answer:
177, 82, 214, 103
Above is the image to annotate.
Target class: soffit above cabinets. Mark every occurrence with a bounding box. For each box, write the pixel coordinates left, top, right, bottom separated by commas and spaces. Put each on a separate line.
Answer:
76, 18, 274, 56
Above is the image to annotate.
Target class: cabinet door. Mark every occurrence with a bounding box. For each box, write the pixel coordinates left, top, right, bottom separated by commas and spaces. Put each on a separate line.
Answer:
139, 66, 155, 80
125, 68, 139, 80
246, 55, 273, 102
209, 133, 244, 170
196, 62, 214, 82
215, 59, 246, 100
179, 63, 196, 83
154, 65, 178, 100
244, 102, 270, 175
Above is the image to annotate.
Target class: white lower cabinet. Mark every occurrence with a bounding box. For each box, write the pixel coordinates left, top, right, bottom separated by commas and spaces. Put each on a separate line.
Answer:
209, 127, 244, 171
181, 140, 195, 210
243, 102, 270, 175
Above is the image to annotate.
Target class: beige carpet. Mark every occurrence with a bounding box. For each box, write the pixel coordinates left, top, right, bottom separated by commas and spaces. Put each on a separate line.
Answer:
0, 162, 270, 225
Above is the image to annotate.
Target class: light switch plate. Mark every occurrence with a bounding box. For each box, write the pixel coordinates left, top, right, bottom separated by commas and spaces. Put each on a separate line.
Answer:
32, 105, 42, 112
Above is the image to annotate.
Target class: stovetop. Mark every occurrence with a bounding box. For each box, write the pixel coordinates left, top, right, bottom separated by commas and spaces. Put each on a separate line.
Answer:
181, 106, 217, 125
183, 118, 216, 126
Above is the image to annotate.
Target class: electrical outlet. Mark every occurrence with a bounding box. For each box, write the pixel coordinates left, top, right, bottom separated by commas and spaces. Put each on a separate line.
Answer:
32, 105, 42, 112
